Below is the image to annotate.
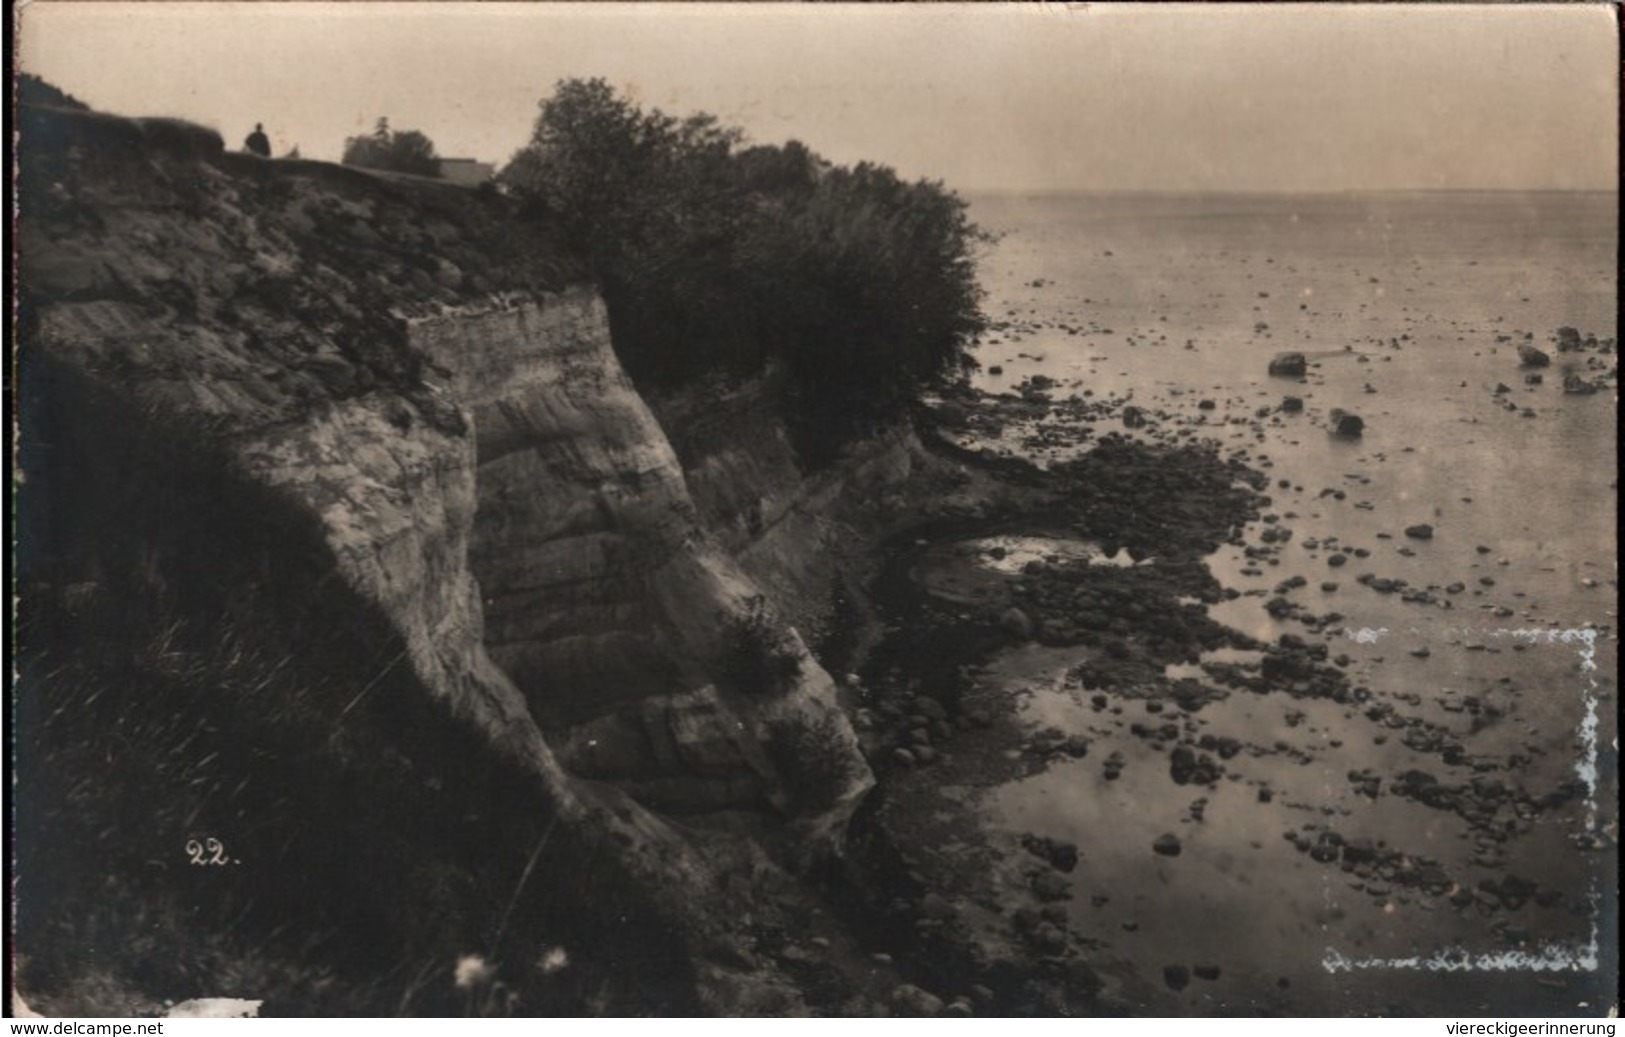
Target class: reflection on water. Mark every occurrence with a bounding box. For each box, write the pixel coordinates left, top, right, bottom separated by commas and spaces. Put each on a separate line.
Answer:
971, 535, 1143, 574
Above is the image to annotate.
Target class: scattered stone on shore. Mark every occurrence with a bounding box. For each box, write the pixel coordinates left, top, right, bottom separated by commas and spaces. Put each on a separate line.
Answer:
1403, 523, 1434, 540
1555, 327, 1583, 352
1152, 833, 1183, 857
1032, 922, 1068, 954
1123, 405, 1147, 429
1169, 745, 1222, 786
1022, 374, 1057, 393
1000, 606, 1034, 640
1563, 374, 1599, 395
1268, 352, 1308, 378
890, 984, 945, 1018
1030, 870, 1072, 902
1328, 409, 1364, 438
1281, 395, 1304, 413
1102, 750, 1125, 781
1163, 964, 1192, 991
1525, 373, 1543, 385
1517, 344, 1550, 368
1022, 833, 1081, 873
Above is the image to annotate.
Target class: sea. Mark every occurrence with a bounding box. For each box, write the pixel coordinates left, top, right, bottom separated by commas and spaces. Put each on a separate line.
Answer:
951, 191, 1618, 1014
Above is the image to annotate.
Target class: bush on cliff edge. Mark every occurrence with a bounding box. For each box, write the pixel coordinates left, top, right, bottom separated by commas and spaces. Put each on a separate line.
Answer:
502, 78, 987, 465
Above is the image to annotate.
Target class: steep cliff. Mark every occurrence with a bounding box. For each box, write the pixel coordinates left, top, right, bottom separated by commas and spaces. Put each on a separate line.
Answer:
14, 102, 876, 1014
413, 293, 870, 830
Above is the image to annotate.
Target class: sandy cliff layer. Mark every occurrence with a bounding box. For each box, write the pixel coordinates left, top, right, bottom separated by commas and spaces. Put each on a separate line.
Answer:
15, 103, 883, 1012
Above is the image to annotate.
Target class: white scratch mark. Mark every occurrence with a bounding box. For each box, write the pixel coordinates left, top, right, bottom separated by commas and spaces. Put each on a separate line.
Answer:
1324, 923, 1600, 974
1324, 626, 1610, 975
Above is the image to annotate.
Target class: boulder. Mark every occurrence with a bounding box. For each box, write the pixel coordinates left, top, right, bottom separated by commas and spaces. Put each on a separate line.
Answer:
1170, 745, 1220, 785
1280, 395, 1304, 413
1152, 833, 1183, 857
1000, 607, 1034, 640
1032, 923, 1068, 954
1022, 833, 1080, 872
890, 985, 945, 1018
1563, 374, 1598, 395
1517, 344, 1550, 368
1555, 326, 1582, 351
1268, 352, 1307, 378
1031, 870, 1071, 901
1341, 838, 1378, 864
1328, 409, 1364, 438
1403, 524, 1434, 540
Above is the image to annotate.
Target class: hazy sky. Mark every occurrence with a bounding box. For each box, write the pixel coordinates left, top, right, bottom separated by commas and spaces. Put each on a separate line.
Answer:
15, 2, 1620, 193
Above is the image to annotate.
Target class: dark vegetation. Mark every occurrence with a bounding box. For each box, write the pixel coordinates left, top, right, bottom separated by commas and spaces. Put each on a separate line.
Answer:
17, 72, 91, 110
720, 596, 804, 697
765, 715, 864, 816
13, 357, 702, 1016
502, 78, 988, 465
342, 117, 442, 178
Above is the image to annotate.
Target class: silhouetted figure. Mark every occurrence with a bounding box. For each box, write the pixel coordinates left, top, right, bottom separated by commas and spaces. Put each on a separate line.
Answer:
244, 123, 271, 157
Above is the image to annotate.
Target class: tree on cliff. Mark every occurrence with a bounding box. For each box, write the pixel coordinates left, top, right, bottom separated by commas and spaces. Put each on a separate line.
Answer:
342, 117, 441, 178
502, 78, 986, 463
501, 79, 756, 380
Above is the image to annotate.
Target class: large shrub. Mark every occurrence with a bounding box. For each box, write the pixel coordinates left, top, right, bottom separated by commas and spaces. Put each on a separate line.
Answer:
503, 79, 987, 463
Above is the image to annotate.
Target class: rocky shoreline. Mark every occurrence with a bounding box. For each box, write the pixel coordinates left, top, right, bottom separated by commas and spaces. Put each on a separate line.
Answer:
803, 360, 1614, 1016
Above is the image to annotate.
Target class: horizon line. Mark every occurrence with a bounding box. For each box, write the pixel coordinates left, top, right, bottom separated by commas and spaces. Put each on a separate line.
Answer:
961, 185, 1620, 197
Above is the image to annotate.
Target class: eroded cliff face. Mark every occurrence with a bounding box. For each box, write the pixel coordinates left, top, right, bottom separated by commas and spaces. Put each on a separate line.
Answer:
654, 381, 924, 649
412, 292, 870, 829
15, 103, 875, 1013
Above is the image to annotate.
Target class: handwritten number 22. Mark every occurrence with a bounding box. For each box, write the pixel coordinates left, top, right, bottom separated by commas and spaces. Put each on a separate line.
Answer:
186, 837, 233, 866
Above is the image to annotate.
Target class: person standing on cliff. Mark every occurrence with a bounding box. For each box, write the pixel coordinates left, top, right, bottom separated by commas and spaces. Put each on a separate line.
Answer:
244, 123, 271, 157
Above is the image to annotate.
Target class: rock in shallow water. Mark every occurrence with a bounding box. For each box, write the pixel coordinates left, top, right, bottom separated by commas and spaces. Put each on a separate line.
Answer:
1268, 352, 1308, 378
1328, 409, 1364, 438
1518, 343, 1550, 367
1031, 870, 1072, 901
